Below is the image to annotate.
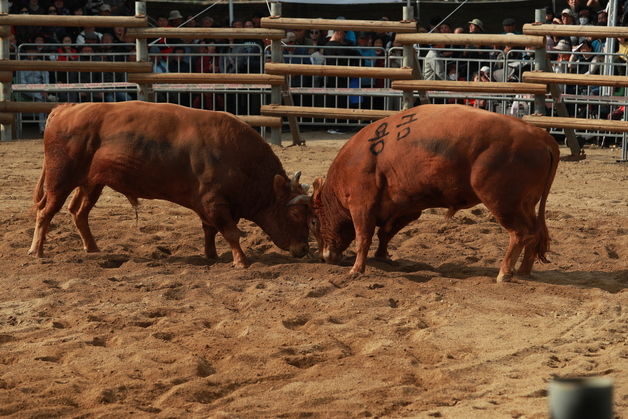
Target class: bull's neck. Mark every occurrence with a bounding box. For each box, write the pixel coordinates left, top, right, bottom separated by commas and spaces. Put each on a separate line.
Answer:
251, 203, 288, 249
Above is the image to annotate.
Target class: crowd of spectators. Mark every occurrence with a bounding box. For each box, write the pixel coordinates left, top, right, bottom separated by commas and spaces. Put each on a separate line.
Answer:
6, 0, 627, 123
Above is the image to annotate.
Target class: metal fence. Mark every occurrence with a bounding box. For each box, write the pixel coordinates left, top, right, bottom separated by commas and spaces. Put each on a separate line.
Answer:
11, 42, 628, 146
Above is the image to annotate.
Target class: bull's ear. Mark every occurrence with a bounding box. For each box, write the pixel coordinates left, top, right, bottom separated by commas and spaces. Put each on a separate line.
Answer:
312, 177, 325, 201
273, 174, 290, 200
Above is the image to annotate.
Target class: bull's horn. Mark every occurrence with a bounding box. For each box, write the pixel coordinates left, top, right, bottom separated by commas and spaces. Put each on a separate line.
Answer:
291, 171, 302, 189
287, 194, 310, 206
301, 183, 310, 193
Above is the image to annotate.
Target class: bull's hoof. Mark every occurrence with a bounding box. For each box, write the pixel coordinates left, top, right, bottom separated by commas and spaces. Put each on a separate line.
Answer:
496, 271, 513, 283
84, 246, 100, 253
232, 259, 250, 269
27, 248, 42, 257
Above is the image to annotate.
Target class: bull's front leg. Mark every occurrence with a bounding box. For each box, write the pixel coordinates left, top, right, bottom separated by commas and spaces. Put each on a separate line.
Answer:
202, 202, 249, 268
201, 223, 218, 259
349, 209, 377, 275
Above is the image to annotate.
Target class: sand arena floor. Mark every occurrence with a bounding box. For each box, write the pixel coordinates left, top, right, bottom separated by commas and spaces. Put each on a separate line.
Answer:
0, 133, 626, 418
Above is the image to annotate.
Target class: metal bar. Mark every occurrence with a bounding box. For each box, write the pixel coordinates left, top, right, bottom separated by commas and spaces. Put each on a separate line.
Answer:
269, 2, 282, 146
402, 5, 415, 110
0, 0, 10, 140
533, 9, 547, 116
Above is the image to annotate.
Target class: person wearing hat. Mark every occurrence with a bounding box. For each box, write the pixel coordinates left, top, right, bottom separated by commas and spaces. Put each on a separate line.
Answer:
468, 18, 484, 33
168, 9, 183, 27
463, 18, 489, 77
502, 18, 520, 34
552, 39, 572, 74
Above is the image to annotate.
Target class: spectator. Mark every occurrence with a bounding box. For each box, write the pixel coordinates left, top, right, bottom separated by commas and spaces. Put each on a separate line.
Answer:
558, 9, 579, 47
156, 15, 169, 28
17, 45, 49, 134
501, 17, 519, 34
168, 9, 183, 28
168, 45, 190, 73
596, 10, 608, 26
52, 0, 70, 15
192, 42, 224, 111
552, 39, 572, 74
569, 39, 602, 75
185, 15, 197, 28
27, 0, 44, 14
251, 12, 263, 28
546, 10, 556, 24
423, 43, 447, 80
323, 29, 359, 129
200, 16, 214, 28
101, 33, 132, 103
46, 5, 67, 42
76, 26, 103, 44
463, 18, 489, 78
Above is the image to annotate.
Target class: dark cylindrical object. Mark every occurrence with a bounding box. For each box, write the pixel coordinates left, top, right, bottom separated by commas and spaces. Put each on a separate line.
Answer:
549, 377, 613, 419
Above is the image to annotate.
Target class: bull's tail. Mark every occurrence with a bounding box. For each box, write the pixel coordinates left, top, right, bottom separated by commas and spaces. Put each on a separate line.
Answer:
126, 195, 140, 227
535, 143, 559, 263
33, 159, 46, 211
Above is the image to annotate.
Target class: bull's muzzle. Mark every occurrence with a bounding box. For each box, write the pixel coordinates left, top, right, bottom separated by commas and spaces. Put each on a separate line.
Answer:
322, 248, 342, 264
290, 242, 309, 258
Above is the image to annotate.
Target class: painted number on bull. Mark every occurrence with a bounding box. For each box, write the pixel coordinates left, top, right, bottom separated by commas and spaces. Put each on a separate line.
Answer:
368, 122, 389, 155
396, 113, 418, 141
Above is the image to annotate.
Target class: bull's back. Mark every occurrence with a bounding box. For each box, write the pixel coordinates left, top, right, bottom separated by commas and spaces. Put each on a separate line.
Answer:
44, 102, 281, 206
330, 105, 557, 210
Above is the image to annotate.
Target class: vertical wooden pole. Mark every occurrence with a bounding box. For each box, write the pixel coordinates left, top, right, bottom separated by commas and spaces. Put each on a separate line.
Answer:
135, 1, 152, 102
269, 2, 282, 145
533, 9, 547, 116
0, 0, 12, 141
401, 6, 415, 110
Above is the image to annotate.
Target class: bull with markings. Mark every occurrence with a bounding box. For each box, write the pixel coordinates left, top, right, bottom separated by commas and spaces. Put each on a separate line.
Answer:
29, 101, 310, 267
308, 104, 560, 282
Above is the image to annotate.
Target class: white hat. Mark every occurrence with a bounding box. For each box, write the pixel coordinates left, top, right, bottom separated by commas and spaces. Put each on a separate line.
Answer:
168, 10, 183, 20
100, 4, 111, 11
561, 8, 575, 17
554, 39, 572, 52
282, 31, 296, 43
480, 65, 491, 74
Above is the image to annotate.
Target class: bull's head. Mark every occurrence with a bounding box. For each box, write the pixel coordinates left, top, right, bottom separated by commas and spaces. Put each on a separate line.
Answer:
266, 171, 310, 258
309, 177, 354, 265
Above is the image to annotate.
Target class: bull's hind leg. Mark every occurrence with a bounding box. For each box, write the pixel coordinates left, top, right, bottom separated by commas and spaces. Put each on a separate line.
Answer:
67, 185, 104, 252
375, 212, 421, 260
28, 188, 74, 257
201, 223, 218, 259
483, 202, 536, 283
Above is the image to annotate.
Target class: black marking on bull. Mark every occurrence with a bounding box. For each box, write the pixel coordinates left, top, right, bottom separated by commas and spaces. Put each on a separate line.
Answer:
368, 122, 390, 155
417, 138, 458, 160
105, 132, 176, 159
395, 113, 418, 142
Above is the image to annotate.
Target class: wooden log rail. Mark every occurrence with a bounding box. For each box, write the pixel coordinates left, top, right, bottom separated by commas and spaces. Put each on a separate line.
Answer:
0, 112, 14, 125
0, 60, 152, 73
127, 27, 285, 40
128, 73, 285, 85
392, 80, 547, 95
261, 17, 416, 33
523, 71, 628, 87
265, 63, 413, 80
523, 115, 628, 132
523, 23, 628, 38
0, 14, 147, 27
0, 101, 280, 127
261, 104, 396, 121
394, 33, 544, 48
0, 71, 12, 83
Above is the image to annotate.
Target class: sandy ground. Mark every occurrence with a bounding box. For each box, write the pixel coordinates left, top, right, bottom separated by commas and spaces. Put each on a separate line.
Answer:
0, 132, 626, 418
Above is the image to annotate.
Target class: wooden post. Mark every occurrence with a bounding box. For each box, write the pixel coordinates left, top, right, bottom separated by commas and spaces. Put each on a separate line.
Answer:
269, 2, 282, 146
401, 5, 415, 110
533, 9, 547, 116
0, 0, 11, 141
135, 1, 152, 102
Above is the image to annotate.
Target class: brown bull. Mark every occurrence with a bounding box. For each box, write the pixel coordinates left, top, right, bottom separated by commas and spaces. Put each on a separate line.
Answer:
29, 101, 310, 267
309, 104, 559, 282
